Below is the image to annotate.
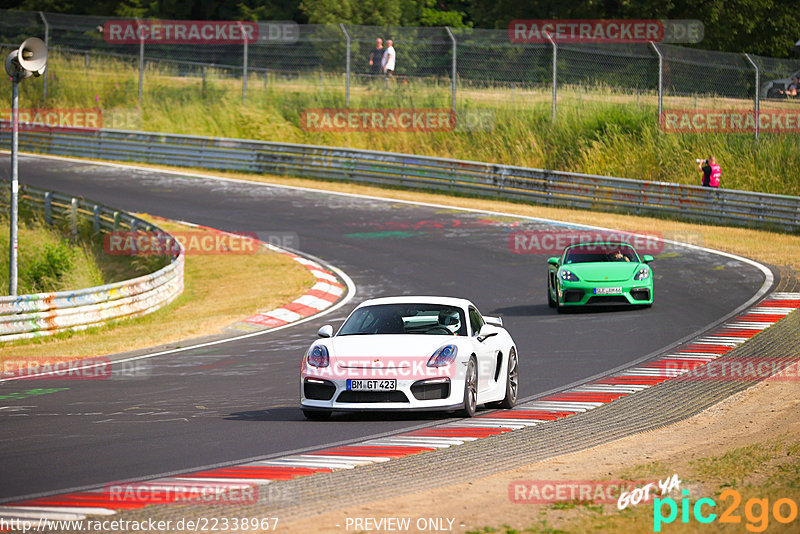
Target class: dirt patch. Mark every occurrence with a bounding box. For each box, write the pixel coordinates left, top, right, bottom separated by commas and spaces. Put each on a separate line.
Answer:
277, 374, 800, 533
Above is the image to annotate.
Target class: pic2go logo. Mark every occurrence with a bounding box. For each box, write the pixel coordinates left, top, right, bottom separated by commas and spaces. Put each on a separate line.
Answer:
653, 489, 799, 532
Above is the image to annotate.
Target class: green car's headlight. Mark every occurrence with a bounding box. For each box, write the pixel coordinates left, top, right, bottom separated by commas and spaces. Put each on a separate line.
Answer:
634, 267, 650, 280
559, 269, 579, 282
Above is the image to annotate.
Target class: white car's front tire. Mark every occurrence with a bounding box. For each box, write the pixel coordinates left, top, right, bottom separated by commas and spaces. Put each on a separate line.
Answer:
458, 357, 478, 417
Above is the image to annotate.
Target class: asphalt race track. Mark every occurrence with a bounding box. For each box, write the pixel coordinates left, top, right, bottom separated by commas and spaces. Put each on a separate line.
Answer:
0, 154, 770, 502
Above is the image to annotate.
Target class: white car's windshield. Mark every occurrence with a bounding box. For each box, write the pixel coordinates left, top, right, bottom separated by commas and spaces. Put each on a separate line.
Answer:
339, 303, 468, 336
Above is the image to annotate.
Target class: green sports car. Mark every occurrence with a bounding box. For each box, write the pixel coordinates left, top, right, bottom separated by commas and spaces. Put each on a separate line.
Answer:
547, 242, 654, 312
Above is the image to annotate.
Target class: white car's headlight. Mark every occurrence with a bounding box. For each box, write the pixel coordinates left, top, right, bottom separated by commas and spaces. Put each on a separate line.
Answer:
634, 267, 650, 280
427, 344, 458, 367
306, 345, 329, 367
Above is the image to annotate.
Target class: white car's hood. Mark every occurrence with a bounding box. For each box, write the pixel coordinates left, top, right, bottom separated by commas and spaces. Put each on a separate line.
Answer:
329, 334, 455, 361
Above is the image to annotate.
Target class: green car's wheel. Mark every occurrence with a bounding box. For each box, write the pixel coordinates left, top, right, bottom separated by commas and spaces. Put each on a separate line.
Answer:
547, 280, 557, 308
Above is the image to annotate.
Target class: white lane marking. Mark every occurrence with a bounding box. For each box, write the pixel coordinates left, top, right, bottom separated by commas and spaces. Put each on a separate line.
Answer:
363, 437, 466, 446
171, 477, 275, 484
360, 440, 453, 448
262, 308, 304, 322
302, 454, 393, 463
0, 257, 356, 384
571, 385, 648, 393
670, 352, 724, 358
311, 282, 344, 296
747, 307, 795, 314
0, 506, 116, 517
251, 460, 358, 469
524, 401, 605, 411
454, 420, 532, 428
294, 294, 334, 310
262, 455, 381, 467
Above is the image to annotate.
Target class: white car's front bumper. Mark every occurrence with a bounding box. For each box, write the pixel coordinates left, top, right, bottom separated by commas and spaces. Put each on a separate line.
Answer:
300, 375, 465, 412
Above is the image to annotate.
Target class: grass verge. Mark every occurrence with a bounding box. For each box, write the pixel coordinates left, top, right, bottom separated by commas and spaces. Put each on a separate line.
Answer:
4, 50, 800, 195
0, 216, 314, 360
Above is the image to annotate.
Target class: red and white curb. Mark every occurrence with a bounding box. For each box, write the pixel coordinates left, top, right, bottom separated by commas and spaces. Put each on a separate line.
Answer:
2, 292, 797, 523
157, 218, 347, 333
233, 255, 345, 331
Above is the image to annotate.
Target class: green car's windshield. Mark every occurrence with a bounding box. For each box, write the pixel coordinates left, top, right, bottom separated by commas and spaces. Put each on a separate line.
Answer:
339, 303, 468, 336
563, 243, 640, 264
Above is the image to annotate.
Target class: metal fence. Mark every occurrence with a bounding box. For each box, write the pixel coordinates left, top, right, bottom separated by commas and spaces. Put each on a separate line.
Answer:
1, 9, 799, 137
3, 127, 798, 232
0, 184, 184, 342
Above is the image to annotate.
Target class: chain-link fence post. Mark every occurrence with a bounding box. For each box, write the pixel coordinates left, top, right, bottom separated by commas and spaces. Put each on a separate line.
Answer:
339, 24, 350, 107
239, 21, 248, 104
39, 11, 49, 101
135, 17, 144, 110
651, 41, 663, 128
545, 32, 557, 122
744, 53, 760, 141
445, 26, 456, 115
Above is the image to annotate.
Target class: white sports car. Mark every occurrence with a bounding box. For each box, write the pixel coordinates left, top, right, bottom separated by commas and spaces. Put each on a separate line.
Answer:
300, 296, 519, 419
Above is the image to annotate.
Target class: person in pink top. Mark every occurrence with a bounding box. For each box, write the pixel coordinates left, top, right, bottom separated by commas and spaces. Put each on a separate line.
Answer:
698, 156, 721, 188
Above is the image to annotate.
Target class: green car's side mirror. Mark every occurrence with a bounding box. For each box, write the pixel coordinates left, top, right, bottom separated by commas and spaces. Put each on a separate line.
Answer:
547, 257, 560, 266
643, 255, 654, 263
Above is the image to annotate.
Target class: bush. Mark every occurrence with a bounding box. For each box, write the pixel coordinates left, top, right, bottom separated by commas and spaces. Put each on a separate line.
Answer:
22, 240, 75, 293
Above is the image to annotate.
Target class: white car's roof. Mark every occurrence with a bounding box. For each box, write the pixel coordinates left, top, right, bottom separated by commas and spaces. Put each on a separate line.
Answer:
354, 296, 475, 310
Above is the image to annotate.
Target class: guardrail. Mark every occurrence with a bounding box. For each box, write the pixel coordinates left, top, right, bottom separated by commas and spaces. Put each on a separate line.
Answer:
0, 184, 184, 343
2, 128, 799, 232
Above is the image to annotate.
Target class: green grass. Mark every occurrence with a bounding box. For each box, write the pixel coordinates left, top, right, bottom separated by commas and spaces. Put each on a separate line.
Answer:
0, 210, 166, 295
477, 436, 800, 533
4, 50, 800, 196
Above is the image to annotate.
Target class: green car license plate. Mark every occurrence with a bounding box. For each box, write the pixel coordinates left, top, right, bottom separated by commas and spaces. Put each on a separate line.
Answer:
594, 287, 623, 294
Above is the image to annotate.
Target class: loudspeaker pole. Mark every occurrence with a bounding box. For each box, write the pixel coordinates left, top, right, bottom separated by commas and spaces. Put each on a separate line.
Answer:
9, 77, 19, 295
5, 38, 47, 295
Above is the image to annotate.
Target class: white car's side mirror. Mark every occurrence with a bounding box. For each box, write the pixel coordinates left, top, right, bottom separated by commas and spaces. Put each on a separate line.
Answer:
317, 325, 334, 338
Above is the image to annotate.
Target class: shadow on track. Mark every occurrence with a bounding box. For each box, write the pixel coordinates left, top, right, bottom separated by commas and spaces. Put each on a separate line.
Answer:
225, 407, 461, 423
492, 303, 648, 316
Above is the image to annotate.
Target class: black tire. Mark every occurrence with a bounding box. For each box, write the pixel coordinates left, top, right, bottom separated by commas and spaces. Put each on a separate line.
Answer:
489, 348, 518, 409
458, 357, 478, 417
547, 280, 557, 308
302, 409, 331, 420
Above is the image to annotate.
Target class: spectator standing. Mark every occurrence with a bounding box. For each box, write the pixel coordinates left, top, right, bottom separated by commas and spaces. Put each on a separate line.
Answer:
368, 38, 384, 76
698, 156, 721, 188
779, 76, 799, 97
382, 39, 396, 76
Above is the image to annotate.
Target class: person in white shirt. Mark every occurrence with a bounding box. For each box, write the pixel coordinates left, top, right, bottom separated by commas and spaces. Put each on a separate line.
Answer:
381, 40, 396, 76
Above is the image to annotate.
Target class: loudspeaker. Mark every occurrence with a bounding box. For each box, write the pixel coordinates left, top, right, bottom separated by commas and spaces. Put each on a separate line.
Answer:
17, 37, 48, 75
